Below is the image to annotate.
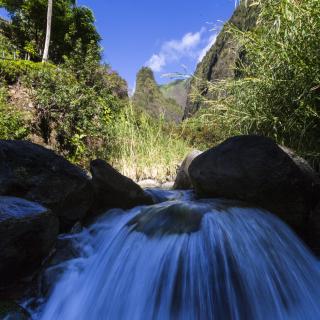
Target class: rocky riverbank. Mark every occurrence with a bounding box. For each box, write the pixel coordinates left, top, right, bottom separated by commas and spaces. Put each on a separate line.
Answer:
0, 135, 319, 318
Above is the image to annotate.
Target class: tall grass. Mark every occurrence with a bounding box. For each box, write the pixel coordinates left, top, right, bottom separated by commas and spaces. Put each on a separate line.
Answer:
107, 104, 191, 182
187, 0, 320, 169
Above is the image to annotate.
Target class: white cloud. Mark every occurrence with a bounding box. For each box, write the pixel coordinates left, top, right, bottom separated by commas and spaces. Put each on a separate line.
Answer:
147, 54, 166, 72
198, 33, 217, 62
146, 29, 205, 72
146, 28, 219, 73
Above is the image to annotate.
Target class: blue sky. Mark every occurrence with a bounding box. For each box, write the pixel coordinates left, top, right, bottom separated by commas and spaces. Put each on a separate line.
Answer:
1, 1, 236, 90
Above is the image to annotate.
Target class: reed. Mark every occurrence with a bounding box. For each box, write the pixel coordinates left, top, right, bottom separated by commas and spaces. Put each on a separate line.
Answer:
186, 0, 320, 169
107, 103, 191, 182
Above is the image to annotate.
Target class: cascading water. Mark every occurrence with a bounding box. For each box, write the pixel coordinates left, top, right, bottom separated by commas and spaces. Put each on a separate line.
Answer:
34, 190, 320, 320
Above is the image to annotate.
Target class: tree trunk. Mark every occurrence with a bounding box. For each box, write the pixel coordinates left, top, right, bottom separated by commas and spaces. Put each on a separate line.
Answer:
42, 0, 53, 63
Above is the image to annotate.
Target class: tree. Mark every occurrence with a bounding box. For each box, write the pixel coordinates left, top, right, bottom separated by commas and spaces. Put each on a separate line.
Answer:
0, 0, 100, 64
42, 0, 53, 62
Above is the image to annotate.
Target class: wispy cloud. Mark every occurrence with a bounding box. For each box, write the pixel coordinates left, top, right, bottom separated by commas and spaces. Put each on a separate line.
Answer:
147, 54, 166, 73
146, 28, 218, 73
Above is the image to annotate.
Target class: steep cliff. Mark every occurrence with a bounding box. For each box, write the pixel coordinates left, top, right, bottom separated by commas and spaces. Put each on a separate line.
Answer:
132, 67, 184, 122
184, 0, 259, 118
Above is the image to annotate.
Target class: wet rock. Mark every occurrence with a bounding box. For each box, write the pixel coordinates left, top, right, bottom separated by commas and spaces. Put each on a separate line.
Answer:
189, 136, 318, 228
127, 202, 206, 236
305, 208, 320, 256
0, 197, 59, 288
0, 140, 93, 230
40, 234, 81, 296
173, 150, 202, 190
127, 198, 254, 237
0, 301, 30, 320
90, 159, 154, 215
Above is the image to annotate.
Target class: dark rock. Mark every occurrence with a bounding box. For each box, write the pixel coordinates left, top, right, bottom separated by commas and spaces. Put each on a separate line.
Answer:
280, 145, 320, 206
189, 136, 318, 228
173, 150, 202, 190
305, 206, 320, 256
40, 234, 81, 296
0, 196, 59, 288
127, 198, 255, 237
90, 159, 154, 215
0, 301, 30, 320
127, 202, 206, 237
0, 140, 93, 229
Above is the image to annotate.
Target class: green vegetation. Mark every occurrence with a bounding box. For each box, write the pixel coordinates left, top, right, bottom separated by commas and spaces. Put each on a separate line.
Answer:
108, 104, 191, 182
132, 67, 184, 122
160, 79, 189, 111
0, 0, 100, 62
0, 3, 190, 181
184, 0, 259, 118
186, 0, 320, 169
0, 85, 29, 139
0, 50, 127, 165
2, 0, 319, 182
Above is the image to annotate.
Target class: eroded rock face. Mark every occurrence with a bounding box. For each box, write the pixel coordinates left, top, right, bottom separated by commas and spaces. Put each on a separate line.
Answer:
0, 140, 93, 230
90, 159, 154, 215
189, 136, 318, 228
173, 150, 202, 190
0, 196, 59, 288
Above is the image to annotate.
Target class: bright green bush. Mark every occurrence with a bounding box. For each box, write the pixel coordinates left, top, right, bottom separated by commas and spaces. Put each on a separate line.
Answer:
0, 53, 127, 165
23, 62, 126, 165
189, 0, 320, 168
0, 60, 56, 84
0, 86, 29, 139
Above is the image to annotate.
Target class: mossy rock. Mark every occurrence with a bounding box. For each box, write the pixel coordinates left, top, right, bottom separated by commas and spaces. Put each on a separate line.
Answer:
0, 301, 30, 320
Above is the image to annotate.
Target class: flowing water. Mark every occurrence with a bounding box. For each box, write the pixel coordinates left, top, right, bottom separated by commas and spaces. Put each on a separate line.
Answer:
33, 190, 320, 320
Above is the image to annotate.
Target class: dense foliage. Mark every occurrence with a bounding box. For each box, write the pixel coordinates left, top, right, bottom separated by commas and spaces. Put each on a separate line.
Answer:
0, 84, 29, 139
0, 43, 127, 165
186, 0, 320, 169
0, 0, 100, 62
0, 2, 190, 181
184, 0, 259, 118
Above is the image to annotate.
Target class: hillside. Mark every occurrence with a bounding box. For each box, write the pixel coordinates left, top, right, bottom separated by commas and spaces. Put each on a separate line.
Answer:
160, 79, 190, 111
132, 67, 184, 122
0, 2, 129, 166
184, 0, 259, 118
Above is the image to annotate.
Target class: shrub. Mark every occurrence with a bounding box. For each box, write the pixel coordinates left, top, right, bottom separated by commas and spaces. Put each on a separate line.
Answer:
23, 62, 126, 165
0, 85, 29, 139
0, 60, 56, 84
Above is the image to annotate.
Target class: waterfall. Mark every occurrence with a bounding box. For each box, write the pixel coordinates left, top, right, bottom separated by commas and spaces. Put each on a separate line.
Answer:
35, 190, 320, 320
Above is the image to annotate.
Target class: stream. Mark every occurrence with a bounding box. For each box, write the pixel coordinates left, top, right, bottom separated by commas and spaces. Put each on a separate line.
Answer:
31, 189, 320, 320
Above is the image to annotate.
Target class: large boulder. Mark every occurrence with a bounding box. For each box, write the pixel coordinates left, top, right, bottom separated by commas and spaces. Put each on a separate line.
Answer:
173, 150, 202, 190
90, 159, 153, 215
189, 136, 319, 228
0, 140, 93, 229
0, 196, 59, 288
